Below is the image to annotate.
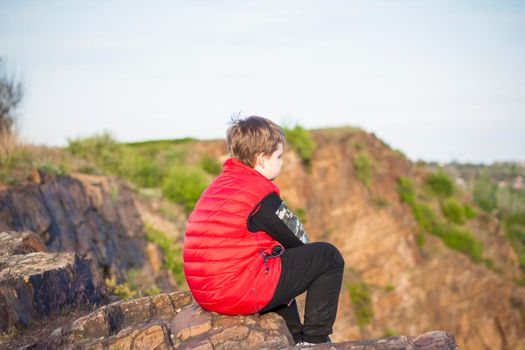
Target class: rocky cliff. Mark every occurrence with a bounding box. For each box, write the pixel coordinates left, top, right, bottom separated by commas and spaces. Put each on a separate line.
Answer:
0, 171, 147, 281
193, 128, 525, 349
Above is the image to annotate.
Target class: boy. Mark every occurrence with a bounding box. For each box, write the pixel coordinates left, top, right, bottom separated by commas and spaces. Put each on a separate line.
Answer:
184, 116, 344, 344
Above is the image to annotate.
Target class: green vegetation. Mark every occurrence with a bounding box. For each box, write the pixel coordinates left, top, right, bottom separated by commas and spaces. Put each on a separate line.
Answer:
438, 162, 525, 280
144, 224, 186, 286
372, 196, 389, 208
294, 207, 307, 224
472, 176, 497, 212
354, 153, 373, 188
397, 176, 416, 205
66, 133, 217, 211
283, 124, 316, 166
463, 204, 477, 219
383, 328, 397, 337
424, 171, 454, 198
68, 132, 125, 175
397, 175, 484, 263
105, 268, 161, 299
200, 156, 222, 175
347, 282, 373, 329
441, 198, 465, 225
162, 165, 208, 213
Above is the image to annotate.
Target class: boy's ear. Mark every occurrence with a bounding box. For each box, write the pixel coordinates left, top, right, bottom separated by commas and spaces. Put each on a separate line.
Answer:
255, 152, 266, 168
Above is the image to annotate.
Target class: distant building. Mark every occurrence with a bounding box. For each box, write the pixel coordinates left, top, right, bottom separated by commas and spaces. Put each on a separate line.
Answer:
513, 176, 524, 190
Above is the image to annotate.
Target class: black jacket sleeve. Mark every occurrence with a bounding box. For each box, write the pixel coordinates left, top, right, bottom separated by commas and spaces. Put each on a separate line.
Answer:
248, 192, 306, 249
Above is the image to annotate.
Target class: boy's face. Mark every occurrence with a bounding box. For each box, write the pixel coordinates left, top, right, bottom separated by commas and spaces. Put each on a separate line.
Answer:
255, 143, 284, 181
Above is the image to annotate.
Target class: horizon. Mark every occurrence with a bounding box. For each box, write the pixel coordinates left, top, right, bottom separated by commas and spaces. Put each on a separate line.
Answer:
2, 0, 524, 164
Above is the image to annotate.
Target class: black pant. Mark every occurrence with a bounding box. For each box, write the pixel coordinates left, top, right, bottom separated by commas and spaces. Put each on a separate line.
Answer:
259, 242, 344, 344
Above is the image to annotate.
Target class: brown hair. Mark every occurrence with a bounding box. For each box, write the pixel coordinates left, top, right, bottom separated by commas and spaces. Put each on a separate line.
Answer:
226, 115, 286, 167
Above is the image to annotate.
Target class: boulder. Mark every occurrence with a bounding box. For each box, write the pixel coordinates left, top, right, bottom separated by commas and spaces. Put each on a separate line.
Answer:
0, 231, 104, 332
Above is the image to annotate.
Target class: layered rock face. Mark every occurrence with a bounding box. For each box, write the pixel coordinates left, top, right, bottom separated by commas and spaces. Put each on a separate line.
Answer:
272, 130, 525, 349
0, 172, 147, 280
30, 290, 457, 350
0, 231, 104, 332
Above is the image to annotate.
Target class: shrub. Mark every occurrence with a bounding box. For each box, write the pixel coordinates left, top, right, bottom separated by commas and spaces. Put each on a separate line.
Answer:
441, 198, 465, 225
283, 124, 316, 165
34, 160, 67, 177
354, 153, 372, 188
412, 203, 439, 233
347, 282, 373, 328
425, 171, 454, 198
145, 224, 186, 286
397, 176, 416, 205
162, 165, 209, 212
123, 153, 165, 188
464, 204, 477, 219
67, 132, 125, 175
440, 227, 483, 262
416, 232, 426, 248
200, 156, 222, 175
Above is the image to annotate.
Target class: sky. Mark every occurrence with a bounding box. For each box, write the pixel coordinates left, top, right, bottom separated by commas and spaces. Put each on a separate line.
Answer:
1, 0, 524, 164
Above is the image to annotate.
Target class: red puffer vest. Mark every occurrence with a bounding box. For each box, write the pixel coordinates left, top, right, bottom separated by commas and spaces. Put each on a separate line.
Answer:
183, 158, 282, 315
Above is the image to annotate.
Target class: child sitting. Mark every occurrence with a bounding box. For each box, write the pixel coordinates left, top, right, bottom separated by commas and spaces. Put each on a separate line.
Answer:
184, 116, 344, 344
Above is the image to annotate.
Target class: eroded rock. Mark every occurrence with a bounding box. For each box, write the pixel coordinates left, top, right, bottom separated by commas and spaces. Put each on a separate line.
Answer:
28, 291, 457, 350
0, 231, 104, 332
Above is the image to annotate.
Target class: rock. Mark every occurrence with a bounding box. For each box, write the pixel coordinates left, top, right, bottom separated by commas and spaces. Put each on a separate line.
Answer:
0, 231, 104, 332
0, 230, 46, 260
26, 291, 457, 350
0, 174, 148, 281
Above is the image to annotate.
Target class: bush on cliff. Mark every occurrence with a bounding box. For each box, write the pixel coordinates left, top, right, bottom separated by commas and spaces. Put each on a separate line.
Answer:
441, 198, 465, 225
354, 153, 373, 188
283, 124, 316, 166
347, 282, 373, 329
398, 176, 416, 204
425, 171, 455, 198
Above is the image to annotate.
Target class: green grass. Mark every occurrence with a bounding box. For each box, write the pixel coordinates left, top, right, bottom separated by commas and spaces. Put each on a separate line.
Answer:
283, 124, 316, 166
347, 282, 373, 329
354, 153, 373, 188
144, 224, 186, 286
397, 176, 416, 205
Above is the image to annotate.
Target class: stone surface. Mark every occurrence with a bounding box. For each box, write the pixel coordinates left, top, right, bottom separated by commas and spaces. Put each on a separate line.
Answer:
0, 231, 104, 332
0, 174, 147, 281
22, 291, 457, 350
0, 230, 46, 260
268, 130, 525, 349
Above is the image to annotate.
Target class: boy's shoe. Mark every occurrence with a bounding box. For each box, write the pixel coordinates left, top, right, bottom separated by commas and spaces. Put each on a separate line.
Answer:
295, 336, 331, 347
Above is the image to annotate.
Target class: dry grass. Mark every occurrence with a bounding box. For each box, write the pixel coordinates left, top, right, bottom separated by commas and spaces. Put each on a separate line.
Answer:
0, 303, 102, 350
0, 131, 19, 163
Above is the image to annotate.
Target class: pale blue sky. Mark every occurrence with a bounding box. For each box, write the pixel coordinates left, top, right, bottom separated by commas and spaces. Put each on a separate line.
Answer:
1, 0, 524, 163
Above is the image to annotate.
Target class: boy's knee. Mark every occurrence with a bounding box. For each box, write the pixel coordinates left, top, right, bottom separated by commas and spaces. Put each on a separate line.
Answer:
314, 242, 345, 268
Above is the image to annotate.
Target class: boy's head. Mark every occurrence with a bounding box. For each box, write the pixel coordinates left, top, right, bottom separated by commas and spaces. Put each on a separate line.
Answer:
226, 116, 286, 168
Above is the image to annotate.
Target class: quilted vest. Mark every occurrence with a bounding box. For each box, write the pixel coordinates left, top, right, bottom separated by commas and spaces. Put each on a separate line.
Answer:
183, 157, 282, 315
